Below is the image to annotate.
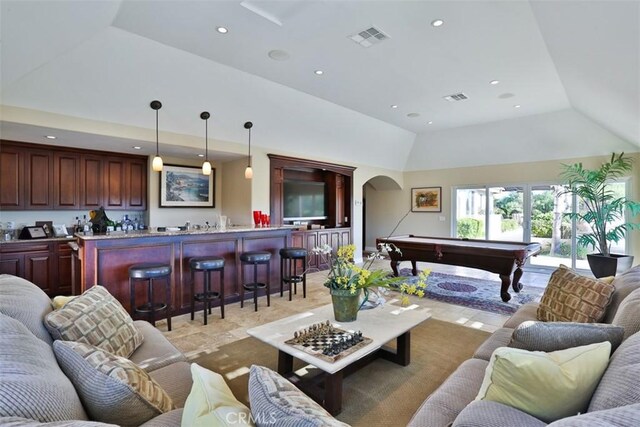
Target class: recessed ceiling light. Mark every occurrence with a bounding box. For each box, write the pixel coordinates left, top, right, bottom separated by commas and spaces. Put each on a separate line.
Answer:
314, 70, 324, 75
427, 121, 433, 125
268, 49, 290, 61
198, 154, 205, 158
407, 112, 420, 118
391, 105, 398, 109
216, 27, 228, 34
490, 80, 500, 85
514, 104, 521, 108
133, 146, 141, 150
431, 19, 444, 27
45, 135, 56, 139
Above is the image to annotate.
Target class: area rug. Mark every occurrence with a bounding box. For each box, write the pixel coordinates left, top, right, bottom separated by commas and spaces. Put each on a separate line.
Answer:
195, 319, 490, 427
396, 268, 545, 315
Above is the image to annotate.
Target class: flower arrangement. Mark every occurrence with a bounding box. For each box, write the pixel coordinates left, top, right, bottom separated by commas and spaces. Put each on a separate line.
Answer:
312, 243, 429, 306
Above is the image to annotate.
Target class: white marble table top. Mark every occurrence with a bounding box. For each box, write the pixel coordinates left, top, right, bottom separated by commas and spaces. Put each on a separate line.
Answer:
247, 300, 431, 374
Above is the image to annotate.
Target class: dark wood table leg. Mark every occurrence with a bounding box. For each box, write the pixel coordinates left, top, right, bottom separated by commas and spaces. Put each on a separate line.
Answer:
411, 260, 418, 276
511, 267, 524, 293
499, 274, 512, 302
390, 259, 399, 276
277, 350, 294, 375
378, 331, 411, 366
324, 371, 344, 415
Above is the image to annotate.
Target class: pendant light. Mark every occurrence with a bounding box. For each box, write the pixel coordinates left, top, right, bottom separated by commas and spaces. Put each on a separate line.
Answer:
244, 121, 253, 179
150, 100, 163, 172
200, 111, 212, 175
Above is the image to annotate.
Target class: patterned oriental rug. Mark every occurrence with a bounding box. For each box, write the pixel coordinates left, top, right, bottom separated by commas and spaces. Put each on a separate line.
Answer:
396, 268, 545, 315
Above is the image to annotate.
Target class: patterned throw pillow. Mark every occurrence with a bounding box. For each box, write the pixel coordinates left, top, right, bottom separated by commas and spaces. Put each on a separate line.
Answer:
248, 365, 349, 427
44, 285, 143, 358
537, 265, 615, 323
53, 340, 174, 427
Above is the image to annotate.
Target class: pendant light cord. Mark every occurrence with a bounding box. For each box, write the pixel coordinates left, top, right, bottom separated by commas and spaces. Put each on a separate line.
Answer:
155, 109, 159, 156
205, 119, 208, 161
247, 127, 251, 167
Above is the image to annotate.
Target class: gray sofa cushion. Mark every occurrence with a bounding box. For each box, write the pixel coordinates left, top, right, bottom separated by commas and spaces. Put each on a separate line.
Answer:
611, 287, 640, 340
138, 409, 184, 427
407, 358, 489, 427
148, 361, 193, 408
588, 331, 640, 412
602, 266, 640, 324
503, 302, 538, 329
52, 340, 174, 427
0, 313, 87, 422
0, 274, 54, 344
130, 320, 187, 372
0, 417, 117, 426
452, 401, 547, 427
473, 327, 514, 361
510, 321, 624, 353
549, 403, 640, 426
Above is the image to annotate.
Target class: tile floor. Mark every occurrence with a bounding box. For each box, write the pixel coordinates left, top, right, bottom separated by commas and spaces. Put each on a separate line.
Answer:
160, 260, 552, 360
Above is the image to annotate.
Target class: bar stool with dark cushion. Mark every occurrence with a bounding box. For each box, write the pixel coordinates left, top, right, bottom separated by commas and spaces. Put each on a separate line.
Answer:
189, 256, 225, 325
129, 262, 172, 331
240, 251, 271, 311
279, 247, 308, 300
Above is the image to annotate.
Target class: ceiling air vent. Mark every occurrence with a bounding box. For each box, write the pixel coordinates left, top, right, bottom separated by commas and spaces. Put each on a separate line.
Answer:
348, 26, 390, 48
443, 93, 468, 102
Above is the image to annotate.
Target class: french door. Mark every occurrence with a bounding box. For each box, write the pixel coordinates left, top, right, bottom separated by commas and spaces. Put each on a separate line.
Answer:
454, 182, 629, 270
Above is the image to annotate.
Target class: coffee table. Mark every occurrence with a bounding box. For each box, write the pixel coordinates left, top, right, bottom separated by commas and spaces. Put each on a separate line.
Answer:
246, 301, 431, 415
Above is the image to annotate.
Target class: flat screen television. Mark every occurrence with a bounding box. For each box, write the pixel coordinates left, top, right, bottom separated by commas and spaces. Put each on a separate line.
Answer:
283, 180, 327, 221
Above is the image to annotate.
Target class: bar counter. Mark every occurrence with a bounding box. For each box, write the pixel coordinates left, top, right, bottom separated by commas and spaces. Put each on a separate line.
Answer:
76, 226, 294, 316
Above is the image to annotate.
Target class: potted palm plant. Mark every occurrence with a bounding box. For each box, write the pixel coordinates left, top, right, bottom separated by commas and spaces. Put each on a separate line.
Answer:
560, 152, 640, 277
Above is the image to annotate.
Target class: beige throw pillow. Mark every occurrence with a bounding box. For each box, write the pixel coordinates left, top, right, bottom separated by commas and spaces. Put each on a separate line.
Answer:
53, 340, 174, 427
45, 285, 143, 358
537, 265, 615, 323
476, 342, 611, 423
181, 363, 253, 427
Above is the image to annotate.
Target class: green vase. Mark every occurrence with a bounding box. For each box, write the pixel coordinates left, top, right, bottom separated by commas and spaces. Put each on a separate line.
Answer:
330, 288, 361, 322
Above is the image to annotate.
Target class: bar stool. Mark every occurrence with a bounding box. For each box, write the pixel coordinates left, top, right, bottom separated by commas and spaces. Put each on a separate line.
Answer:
129, 263, 172, 331
190, 257, 225, 325
279, 247, 308, 300
240, 251, 271, 311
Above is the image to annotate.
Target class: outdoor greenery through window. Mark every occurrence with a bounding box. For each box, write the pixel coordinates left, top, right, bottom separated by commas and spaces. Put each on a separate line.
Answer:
454, 182, 629, 270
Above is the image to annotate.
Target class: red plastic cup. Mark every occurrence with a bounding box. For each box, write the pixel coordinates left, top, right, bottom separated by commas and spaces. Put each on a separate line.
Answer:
261, 213, 268, 227
253, 210, 262, 227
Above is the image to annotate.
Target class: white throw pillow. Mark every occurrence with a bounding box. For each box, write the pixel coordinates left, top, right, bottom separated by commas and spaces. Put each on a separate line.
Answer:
181, 363, 253, 427
476, 342, 611, 423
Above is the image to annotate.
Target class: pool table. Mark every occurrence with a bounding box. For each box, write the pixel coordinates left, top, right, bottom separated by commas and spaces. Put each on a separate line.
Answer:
376, 235, 542, 302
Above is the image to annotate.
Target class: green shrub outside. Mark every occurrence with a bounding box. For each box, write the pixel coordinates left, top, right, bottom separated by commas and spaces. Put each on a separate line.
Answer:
501, 219, 518, 233
457, 218, 484, 238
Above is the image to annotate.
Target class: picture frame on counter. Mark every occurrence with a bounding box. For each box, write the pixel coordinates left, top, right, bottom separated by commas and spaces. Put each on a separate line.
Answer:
160, 164, 215, 208
52, 224, 69, 237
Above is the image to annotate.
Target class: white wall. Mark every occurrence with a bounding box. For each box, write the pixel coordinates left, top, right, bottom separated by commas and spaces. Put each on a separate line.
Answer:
221, 157, 252, 226
366, 153, 640, 262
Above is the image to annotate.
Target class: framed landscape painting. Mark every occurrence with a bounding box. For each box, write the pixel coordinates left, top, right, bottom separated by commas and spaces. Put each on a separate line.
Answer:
411, 187, 441, 212
160, 165, 215, 208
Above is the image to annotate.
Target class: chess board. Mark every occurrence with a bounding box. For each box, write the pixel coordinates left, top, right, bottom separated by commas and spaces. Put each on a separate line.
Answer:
284, 321, 373, 363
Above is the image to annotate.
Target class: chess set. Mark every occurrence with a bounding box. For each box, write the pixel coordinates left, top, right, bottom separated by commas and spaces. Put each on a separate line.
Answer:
284, 320, 373, 363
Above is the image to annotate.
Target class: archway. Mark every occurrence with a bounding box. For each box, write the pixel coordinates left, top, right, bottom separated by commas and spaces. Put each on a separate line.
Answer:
362, 175, 402, 252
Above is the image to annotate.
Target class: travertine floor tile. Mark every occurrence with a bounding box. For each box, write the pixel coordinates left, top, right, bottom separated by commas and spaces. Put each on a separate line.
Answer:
162, 261, 551, 356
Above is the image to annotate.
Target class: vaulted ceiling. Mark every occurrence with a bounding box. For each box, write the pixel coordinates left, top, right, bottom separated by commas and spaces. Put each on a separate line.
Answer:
1, 1, 638, 171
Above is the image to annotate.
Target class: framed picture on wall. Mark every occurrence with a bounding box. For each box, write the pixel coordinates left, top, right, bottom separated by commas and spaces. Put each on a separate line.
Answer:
411, 187, 442, 212
160, 165, 215, 208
